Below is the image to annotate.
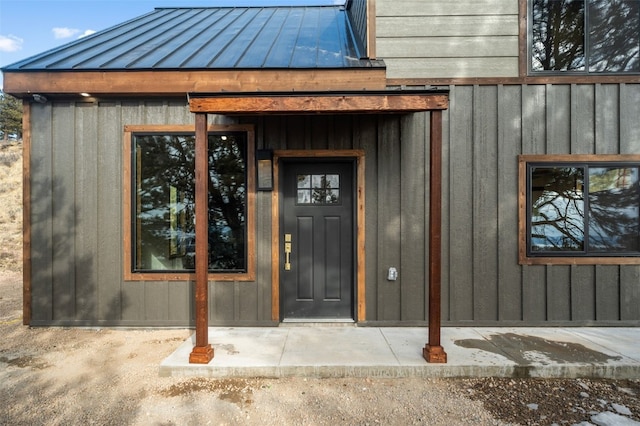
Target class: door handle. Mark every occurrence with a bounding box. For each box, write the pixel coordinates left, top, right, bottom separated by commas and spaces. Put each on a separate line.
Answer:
284, 234, 292, 270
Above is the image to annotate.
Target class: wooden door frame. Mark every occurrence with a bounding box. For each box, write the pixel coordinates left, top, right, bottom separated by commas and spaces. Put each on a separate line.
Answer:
271, 150, 366, 322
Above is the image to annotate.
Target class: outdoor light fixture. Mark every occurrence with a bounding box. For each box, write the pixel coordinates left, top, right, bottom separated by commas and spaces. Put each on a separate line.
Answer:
256, 149, 274, 191
32, 94, 48, 103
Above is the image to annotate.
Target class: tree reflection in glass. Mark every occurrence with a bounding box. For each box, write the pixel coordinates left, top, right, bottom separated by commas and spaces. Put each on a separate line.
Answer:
532, 0, 585, 71
588, 0, 640, 72
588, 167, 640, 252
134, 132, 246, 272
312, 174, 339, 204
530, 165, 640, 254
297, 174, 340, 204
531, 0, 640, 73
531, 167, 585, 251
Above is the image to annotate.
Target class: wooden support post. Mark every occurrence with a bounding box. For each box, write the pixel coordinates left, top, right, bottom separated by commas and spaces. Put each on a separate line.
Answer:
424, 110, 447, 363
190, 113, 214, 364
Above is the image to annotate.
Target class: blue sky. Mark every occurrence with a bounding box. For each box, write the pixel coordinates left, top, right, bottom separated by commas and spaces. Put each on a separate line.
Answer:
0, 0, 345, 90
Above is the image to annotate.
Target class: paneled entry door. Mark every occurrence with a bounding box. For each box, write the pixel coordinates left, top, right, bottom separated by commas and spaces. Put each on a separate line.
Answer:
280, 160, 354, 320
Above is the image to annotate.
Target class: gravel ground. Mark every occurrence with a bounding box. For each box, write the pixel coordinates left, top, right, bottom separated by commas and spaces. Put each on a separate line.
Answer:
1, 272, 639, 425
0, 271, 508, 426
453, 377, 640, 426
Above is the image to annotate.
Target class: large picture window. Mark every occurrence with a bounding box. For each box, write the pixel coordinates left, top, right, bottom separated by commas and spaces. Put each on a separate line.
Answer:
530, 0, 640, 74
520, 155, 640, 265
124, 125, 255, 280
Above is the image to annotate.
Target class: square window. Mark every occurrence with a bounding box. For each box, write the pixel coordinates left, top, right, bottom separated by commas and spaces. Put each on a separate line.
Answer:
520, 155, 640, 265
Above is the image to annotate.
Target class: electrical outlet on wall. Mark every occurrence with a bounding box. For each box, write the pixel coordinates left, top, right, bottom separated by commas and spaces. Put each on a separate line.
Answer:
387, 267, 398, 281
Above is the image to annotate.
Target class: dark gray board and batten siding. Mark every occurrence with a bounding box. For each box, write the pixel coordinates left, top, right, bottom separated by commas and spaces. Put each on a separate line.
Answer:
27, 83, 640, 326
442, 84, 640, 325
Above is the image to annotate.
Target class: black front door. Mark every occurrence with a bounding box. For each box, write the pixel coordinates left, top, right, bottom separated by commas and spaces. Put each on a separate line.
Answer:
281, 160, 354, 320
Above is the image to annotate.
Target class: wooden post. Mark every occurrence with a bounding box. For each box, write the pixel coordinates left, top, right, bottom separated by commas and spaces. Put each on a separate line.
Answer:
189, 113, 214, 364
424, 110, 447, 363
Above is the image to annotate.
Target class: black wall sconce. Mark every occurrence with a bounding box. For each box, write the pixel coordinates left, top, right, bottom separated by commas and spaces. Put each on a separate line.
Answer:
256, 149, 274, 191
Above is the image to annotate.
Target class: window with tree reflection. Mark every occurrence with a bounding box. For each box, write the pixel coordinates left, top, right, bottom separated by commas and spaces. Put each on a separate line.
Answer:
531, 0, 640, 73
528, 163, 640, 255
133, 132, 247, 272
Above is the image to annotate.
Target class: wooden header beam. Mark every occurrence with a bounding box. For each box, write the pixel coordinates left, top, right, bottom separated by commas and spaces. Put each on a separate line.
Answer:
189, 92, 449, 114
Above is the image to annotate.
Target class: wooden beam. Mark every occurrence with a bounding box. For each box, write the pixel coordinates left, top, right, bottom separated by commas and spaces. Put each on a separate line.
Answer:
2, 69, 387, 97
424, 110, 447, 363
189, 113, 214, 364
386, 74, 640, 86
271, 159, 280, 322
518, 0, 528, 79
367, 0, 377, 59
190, 93, 449, 114
356, 154, 366, 322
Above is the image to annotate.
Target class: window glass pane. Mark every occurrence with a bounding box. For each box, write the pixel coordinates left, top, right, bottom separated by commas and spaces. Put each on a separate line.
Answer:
207, 134, 247, 271
297, 174, 311, 188
298, 189, 311, 204
326, 189, 340, 204
297, 174, 341, 205
311, 174, 324, 189
133, 133, 246, 272
325, 174, 340, 189
588, 0, 640, 72
532, 0, 586, 71
135, 134, 195, 271
311, 188, 325, 204
312, 174, 340, 204
530, 167, 585, 251
588, 167, 640, 252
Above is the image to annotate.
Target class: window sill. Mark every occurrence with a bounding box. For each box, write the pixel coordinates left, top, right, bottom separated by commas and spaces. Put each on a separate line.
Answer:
124, 272, 256, 282
520, 257, 640, 266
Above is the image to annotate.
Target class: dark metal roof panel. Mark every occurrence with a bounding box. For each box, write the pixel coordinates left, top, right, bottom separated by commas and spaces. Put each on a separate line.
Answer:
235, 8, 292, 68
4, 6, 370, 71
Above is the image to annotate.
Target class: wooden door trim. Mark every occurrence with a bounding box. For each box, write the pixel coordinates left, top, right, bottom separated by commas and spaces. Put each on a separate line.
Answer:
271, 150, 365, 322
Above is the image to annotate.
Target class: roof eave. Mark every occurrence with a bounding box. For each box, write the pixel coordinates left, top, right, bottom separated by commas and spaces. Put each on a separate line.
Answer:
2, 66, 387, 99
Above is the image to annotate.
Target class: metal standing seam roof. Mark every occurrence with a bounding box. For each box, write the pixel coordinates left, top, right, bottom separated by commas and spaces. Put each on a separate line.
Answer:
3, 5, 371, 72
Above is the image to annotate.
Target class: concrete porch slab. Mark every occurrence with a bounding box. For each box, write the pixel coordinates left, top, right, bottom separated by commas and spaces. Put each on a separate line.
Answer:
159, 327, 640, 379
